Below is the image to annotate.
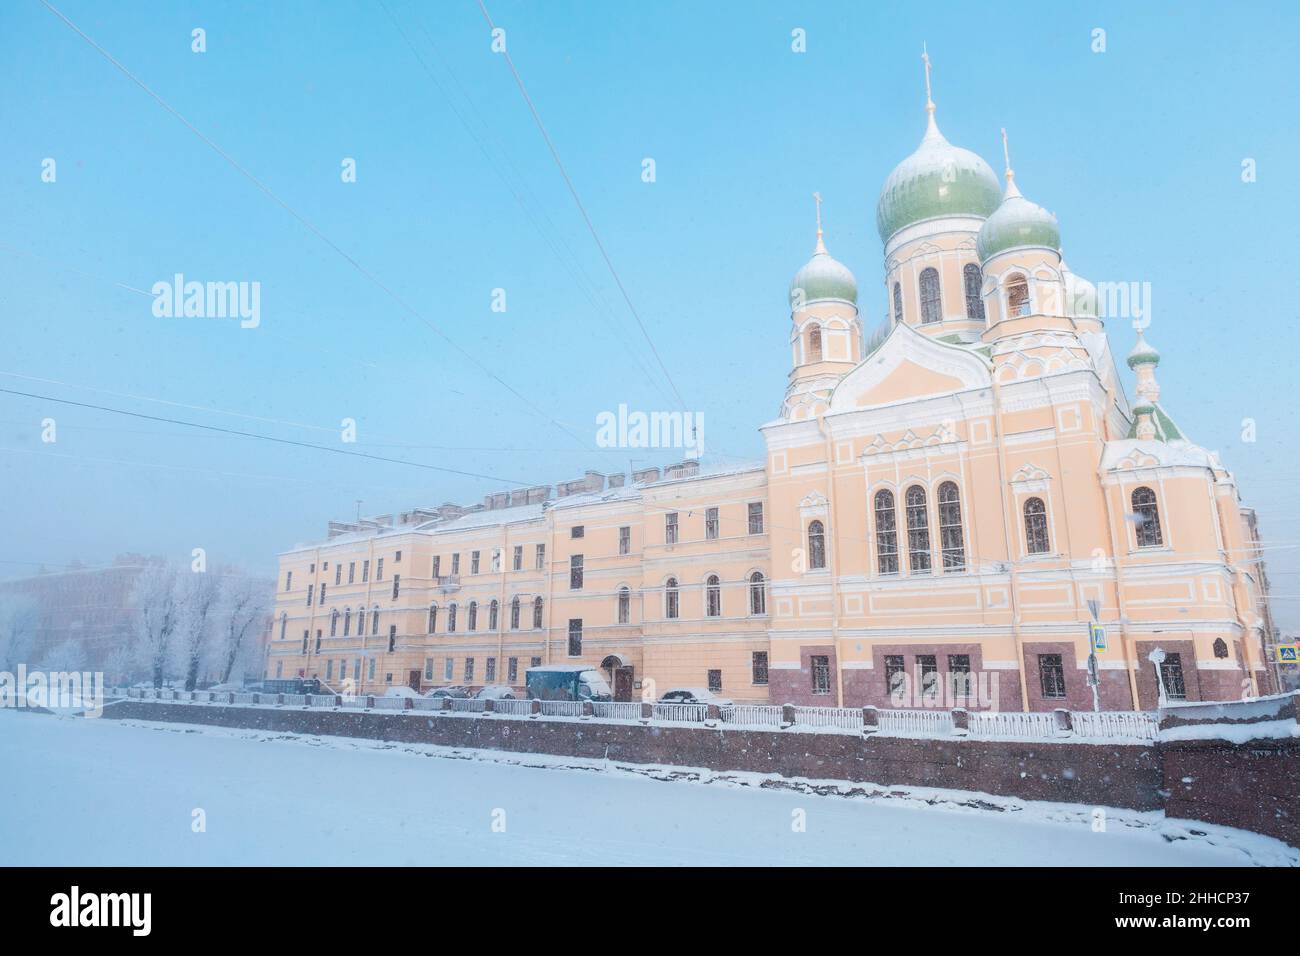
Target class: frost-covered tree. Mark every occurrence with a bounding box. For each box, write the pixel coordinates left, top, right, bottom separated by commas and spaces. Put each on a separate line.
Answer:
132, 564, 180, 688
175, 570, 222, 691
39, 639, 88, 673
217, 572, 271, 683
0, 594, 38, 671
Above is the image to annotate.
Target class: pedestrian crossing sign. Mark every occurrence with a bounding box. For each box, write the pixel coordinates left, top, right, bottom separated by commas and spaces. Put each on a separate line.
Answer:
1089, 623, 1106, 652
1277, 645, 1298, 663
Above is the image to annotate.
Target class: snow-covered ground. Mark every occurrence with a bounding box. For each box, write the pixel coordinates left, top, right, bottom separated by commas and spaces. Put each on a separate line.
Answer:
2, 710, 1294, 866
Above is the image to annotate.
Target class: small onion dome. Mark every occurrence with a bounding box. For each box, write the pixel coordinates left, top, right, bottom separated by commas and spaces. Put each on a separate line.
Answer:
789, 237, 857, 307
976, 174, 1061, 262
1060, 258, 1098, 318
876, 115, 1002, 245
1132, 402, 1156, 417
1127, 331, 1161, 369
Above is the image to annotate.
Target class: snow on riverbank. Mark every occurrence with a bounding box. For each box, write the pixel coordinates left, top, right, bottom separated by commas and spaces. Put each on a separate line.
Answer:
1, 711, 1294, 866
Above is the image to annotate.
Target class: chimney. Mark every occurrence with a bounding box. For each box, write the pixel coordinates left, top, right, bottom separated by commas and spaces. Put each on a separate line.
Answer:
632, 466, 661, 484
606, 473, 626, 489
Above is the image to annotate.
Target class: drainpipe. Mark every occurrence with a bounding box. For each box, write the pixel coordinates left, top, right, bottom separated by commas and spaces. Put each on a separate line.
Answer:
816, 412, 845, 707
987, 377, 1030, 711
1099, 479, 1141, 710
543, 504, 555, 665
1211, 477, 1260, 697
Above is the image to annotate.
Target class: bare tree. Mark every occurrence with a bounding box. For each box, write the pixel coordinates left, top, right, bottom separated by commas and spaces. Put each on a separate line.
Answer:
176, 570, 222, 691
132, 565, 180, 688
218, 572, 271, 683
0, 594, 38, 671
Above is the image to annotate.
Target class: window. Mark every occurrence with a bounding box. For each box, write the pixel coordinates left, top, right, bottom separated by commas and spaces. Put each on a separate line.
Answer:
619, 526, 631, 555
335, 564, 341, 585
471, 551, 480, 575
370, 608, 379, 636
276, 661, 283, 678
387, 625, 396, 653
917, 654, 939, 700
530, 657, 542, 668
617, 586, 630, 624
362, 560, 370, 583
489, 599, 499, 630
705, 507, 720, 540
535, 544, 545, 570
1038, 654, 1066, 699
665, 578, 680, 619
343, 608, 351, 637
892, 281, 903, 325
570, 554, 584, 590
807, 520, 826, 570
510, 597, 520, 630
748, 502, 764, 535
447, 603, 457, 633
319, 583, 327, 604
427, 604, 438, 634
285, 571, 292, 591
507, 657, 518, 684
808, 324, 822, 361
394, 550, 401, 564
1024, 497, 1051, 555
485, 658, 496, 683
468, 601, 478, 631
424, 658, 434, 681
707, 669, 722, 693
306, 584, 314, 607
309, 563, 315, 573
431, 556, 440, 578
1006, 273, 1030, 316
810, 655, 832, 695
451, 553, 460, 575
532, 597, 543, 629
884, 655, 907, 701
665, 512, 679, 545
874, 489, 899, 575
749, 572, 766, 615
391, 575, 400, 599
937, 481, 965, 572
368, 658, 376, 680
571, 526, 584, 539
490, 549, 501, 573
905, 486, 931, 573
1213, 637, 1229, 659
464, 658, 474, 683
302, 631, 308, 654
330, 609, 339, 637
1132, 486, 1164, 548
705, 575, 722, 617
326, 659, 333, 680
444, 657, 454, 681
963, 263, 985, 320
279, 613, 287, 641
315, 629, 322, 652
948, 654, 972, 698
751, 651, 768, 685
1160, 652, 1187, 700
919, 267, 941, 324
567, 619, 582, 657
512, 545, 523, 571
376, 558, 384, 581
348, 562, 355, 584
339, 659, 347, 682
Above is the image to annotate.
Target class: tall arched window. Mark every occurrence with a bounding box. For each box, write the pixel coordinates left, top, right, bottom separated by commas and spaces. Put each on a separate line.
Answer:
343, 607, 352, 637
665, 578, 680, 619
893, 281, 903, 324
279, 612, 287, 641
427, 603, 437, 634
532, 597, 544, 629
919, 267, 942, 324
937, 481, 965, 572
874, 489, 899, 575
488, 599, 499, 631
905, 486, 932, 573
1006, 273, 1030, 317
963, 264, 985, 320
705, 575, 722, 617
808, 325, 822, 361
447, 603, 457, 633
617, 586, 630, 624
468, 601, 478, 631
510, 596, 521, 629
1132, 486, 1164, 548
749, 572, 766, 615
1024, 497, 1050, 554
807, 520, 827, 570
330, 609, 339, 637
370, 607, 380, 636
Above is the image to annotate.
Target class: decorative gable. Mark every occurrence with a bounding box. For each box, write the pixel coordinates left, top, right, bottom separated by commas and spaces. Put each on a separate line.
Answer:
829, 321, 989, 413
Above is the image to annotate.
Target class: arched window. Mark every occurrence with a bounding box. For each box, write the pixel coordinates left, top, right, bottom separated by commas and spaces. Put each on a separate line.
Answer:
1213, 638, 1229, 659
447, 603, 457, 633
330, 609, 339, 637
532, 596, 543, 629
665, 578, 680, 619
370, 607, 380, 636
874, 489, 899, 575
749, 572, 766, 615
919, 267, 942, 324
892, 281, 903, 324
905, 486, 932, 573
937, 481, 965, 572
343, 607, 351, 637
427, 603, 437, 634
279, 612, 287, 641
1006, 273, 1030, 317
963, 264, 985, 320
468, 601, 478, 631
488, 599, 499, 631
808, 325, 822, 361
807, 520, 827, 570
1132, 486, 1163, 548
1024, 497, 1050, 554
510, 596, 521, 629
617, 586, 630, 624
705, 575, 722, 617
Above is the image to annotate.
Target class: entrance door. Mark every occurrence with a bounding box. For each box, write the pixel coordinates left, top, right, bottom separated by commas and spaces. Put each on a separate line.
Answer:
614, 667, 634, 702
407, 670, 421, 690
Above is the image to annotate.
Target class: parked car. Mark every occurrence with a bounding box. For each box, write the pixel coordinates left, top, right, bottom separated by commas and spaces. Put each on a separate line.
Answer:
424, 685, 472, 699
261, 678, 322, 696
474, 684, 517, 700
383, 686, 422, 699
525, 665, 612, 702
656, 688, 733, 707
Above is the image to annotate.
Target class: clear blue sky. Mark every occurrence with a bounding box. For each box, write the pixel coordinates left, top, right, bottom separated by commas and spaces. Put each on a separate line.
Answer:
2, 1, 1299, 629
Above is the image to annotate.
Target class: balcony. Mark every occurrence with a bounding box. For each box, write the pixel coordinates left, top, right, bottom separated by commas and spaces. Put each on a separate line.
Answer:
432, 575, 461, 592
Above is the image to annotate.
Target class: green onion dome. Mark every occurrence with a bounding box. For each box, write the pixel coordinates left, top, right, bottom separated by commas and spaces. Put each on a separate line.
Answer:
789, 236, 858, 306
1127, 332, 1161, 369
976, 174, 1061, 262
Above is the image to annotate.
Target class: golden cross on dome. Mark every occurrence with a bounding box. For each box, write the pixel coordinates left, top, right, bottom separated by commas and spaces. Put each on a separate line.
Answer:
1001, 127, 1016, 185
812, 192, 826, 253
922, 43, 934, 113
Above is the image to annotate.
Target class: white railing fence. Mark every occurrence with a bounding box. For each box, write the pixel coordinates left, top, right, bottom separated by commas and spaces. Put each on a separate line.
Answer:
1071, 710, 1158, 741
792, 706, 862, 732
450, 698, 487, 713
968, 710, 1059, 739
538, 700, 584, 718
493, 698, 533, 716
720, 704, 785, 728
592, 701, 642, 721
877, 709, 955, 737
653, 702, 709, 723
